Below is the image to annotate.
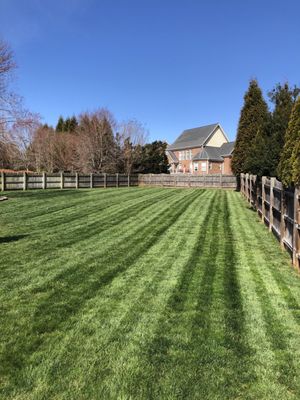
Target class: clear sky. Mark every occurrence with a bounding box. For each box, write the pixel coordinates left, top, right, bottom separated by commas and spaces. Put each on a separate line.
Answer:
0, 0, 299, 143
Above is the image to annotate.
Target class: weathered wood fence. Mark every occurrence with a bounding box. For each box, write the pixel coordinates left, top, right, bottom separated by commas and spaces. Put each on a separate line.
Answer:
1, 172, 237, 190
240, 173, 300, 270
139, 174, 236, 188
0, 172, 138, 190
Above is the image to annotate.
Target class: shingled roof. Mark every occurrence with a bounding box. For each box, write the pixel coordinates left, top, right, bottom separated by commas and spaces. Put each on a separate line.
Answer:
167, 123, 219, 150
193, 146, 224, 162
166, 150, 179, 163
219, 141, 235, 156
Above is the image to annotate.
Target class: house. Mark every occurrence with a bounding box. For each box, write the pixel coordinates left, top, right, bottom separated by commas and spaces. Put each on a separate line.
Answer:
166, 123, 235, 175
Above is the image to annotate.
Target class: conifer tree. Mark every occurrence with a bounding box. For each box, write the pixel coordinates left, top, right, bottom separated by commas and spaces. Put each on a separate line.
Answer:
279, 97, 300, 186
56, 116, 65, 132
268, 83, 300, 176
69, 116, 78, 132
231, 80, 270, 175
64, 118, 71, 132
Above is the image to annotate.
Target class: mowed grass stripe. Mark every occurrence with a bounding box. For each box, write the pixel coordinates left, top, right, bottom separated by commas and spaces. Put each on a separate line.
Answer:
0, 189, 204, 396
0, 188, 178, 282
1, 189, 300, 399
20, 191, 214, 399
227, 191, 300, 399
0, 188, 193, 298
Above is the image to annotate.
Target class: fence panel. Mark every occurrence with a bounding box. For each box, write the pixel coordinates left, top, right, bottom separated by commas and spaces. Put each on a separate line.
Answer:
46, 174, 61, 189
138, 174, 236, 188
3, 174, 24, 190
241, 173, 300, 270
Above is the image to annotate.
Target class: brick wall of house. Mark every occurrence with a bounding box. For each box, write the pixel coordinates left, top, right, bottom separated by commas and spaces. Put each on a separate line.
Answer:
172, 148, 202, 173
223, 156, 232, 174
208, 161, 222, 174
167, 148, 233, 175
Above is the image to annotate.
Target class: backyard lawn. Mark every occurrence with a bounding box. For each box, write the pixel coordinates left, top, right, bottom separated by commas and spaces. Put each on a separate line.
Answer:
1, 187, 300, 399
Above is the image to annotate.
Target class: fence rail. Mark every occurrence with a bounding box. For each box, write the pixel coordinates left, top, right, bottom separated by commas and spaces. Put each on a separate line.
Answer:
240, 173, 300, 270
139, 174, 236, 188
0, 172, 138, 190
0, 172, 237, 191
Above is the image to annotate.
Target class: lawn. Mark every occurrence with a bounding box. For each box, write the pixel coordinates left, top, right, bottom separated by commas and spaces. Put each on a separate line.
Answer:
1, 187, 300, 400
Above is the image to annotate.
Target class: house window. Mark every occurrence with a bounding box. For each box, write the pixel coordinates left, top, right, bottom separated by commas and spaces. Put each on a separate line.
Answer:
185, 150, 192, 160
201, 162, 206, 172
179, 151, 183, 161
193, 162, 198, 172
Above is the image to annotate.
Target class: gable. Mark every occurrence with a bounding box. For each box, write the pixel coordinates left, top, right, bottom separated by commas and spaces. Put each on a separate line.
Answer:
167, 123, 218, 150
220, 141, 235, 156
205, 126, 228, 147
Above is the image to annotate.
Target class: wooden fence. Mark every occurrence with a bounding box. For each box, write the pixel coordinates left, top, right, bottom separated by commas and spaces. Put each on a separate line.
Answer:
0, 172, 237, 191
139, 174, 237, 188
0, 172, 138, 191
240, 173, 300, 270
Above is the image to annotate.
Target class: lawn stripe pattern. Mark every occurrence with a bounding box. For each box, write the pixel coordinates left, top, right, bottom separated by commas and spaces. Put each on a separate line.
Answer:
1, 188, 300, 399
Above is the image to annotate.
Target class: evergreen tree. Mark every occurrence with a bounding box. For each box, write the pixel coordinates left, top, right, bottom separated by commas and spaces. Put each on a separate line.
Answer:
136, 141, 169, 173
245, 123, 273, 176
64, 118, 71, 132
278, 97, 300, 186
69, 116, 78, 132
231, 80, 270, 175
101, 117, 117, 172
268, 83, 300, 176
56, 116, 65, 132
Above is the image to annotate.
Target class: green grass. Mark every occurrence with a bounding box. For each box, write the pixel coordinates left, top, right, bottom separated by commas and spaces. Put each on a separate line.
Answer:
1, 187, 300, 399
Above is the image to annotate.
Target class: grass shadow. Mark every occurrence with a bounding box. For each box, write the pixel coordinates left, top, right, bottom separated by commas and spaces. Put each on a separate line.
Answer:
0, 234, 28, 244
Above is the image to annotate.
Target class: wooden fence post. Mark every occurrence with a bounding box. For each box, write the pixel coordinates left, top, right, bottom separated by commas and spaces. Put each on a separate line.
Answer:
128, 174, 130, 187
90, 173, 93, 189
249, 174, 253, 205
42, 172, 47, 190
1, 171, 5, 191
104, 173, 107, 188
220, 173, 222, 188
245, 173, 249, 202
75, 172, 79, 189
269, 177, 275, 232
293, 186, 300, 268
116, 173, 119, 188
240, 173, 243, 195
60, 172, 64, 189
23, 172, 27, 191
280, 188, 286, 249
254, 175, 258, 210
261, 176, 266, 222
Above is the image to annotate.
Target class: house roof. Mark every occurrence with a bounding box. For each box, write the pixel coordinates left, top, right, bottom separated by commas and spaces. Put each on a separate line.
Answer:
167, 123, 219, 150
193, 146, 224, 162
166, 150, 179, 163
219, 141, 235, 156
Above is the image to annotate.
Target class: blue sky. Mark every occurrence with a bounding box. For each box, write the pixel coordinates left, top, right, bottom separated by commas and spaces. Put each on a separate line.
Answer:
0, 0, 299, 143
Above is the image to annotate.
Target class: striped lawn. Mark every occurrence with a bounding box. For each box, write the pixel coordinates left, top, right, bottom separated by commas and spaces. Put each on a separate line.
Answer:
1, 188, 300, 399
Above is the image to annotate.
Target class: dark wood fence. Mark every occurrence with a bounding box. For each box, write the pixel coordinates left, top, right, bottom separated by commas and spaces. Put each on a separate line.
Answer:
139, 174, 237, 188
0, 172, 138, 190
240, 173, 300, 270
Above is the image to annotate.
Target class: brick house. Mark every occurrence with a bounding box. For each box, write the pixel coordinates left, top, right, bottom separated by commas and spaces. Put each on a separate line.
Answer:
166, 123, 235, 175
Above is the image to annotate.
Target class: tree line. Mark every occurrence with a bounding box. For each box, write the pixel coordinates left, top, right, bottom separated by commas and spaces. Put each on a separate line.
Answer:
0, 39, 169, 175
26, 113, 169, 174
232, 79, 300, 186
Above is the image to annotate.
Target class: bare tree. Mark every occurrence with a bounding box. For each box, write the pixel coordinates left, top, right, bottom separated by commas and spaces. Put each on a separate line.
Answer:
76, 109, 117, 173
0, 39, 40, 168
118, 119, 148, 174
